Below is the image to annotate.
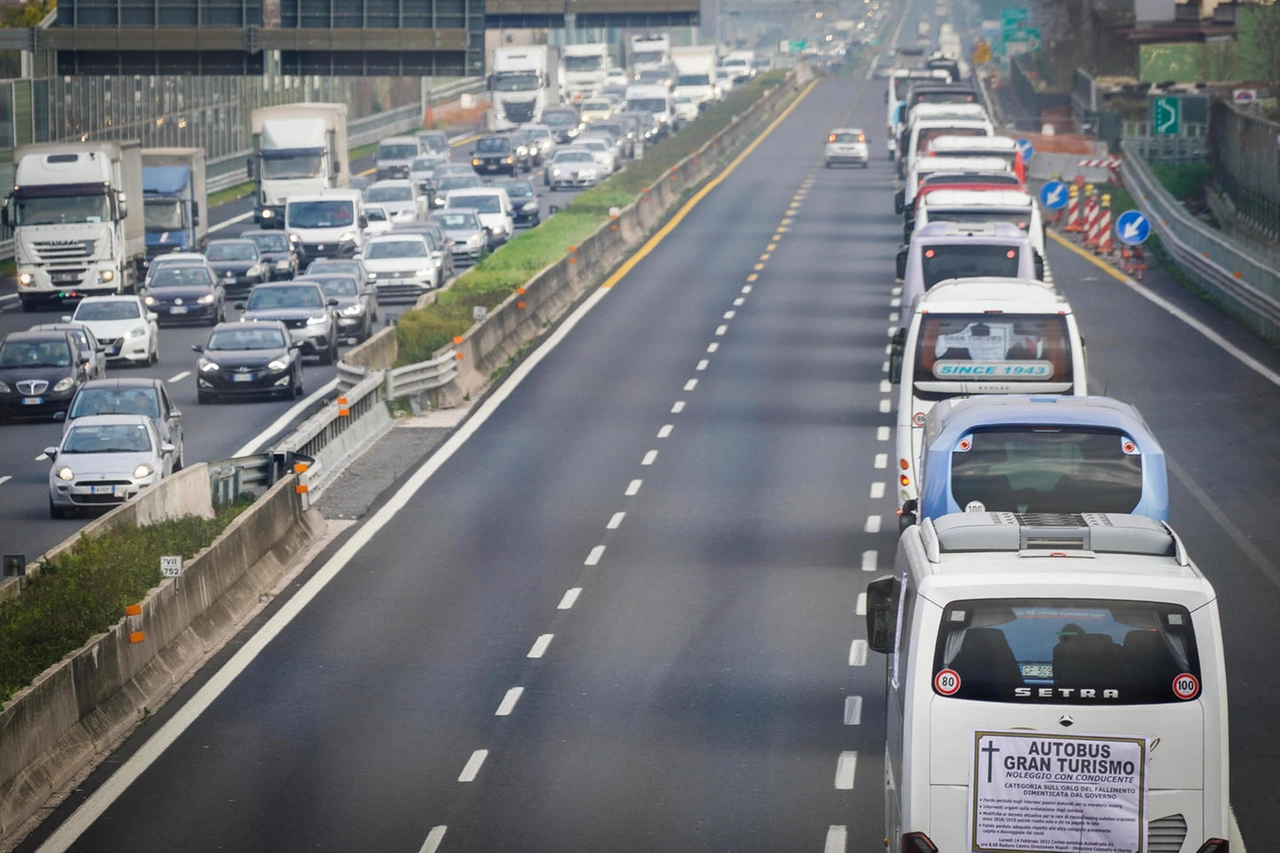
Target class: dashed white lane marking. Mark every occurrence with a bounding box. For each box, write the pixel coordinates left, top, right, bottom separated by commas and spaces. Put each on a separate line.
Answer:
696, 359, 709, 371
558, 588, 582, 610
0, 476, 10, 487
706, 342, 719, 353
766, 243, 777, 251
873, 453, 888, 469
459, 750, 488, 782
733, 297, 744, 306
642, 450, 658, 466
683, 379, 698, 391
167, 371, 190, 383
741, 285, 752, 294
889, 311, 900, 323
419, 826, 447, 853
884, 344, 892, 355
861, 550, 877, 572
825, 825, 848, 853
891, 285, 902, 295
856, 592, 867, 616
882, 360, 890, 373
671, 401, 686, 413
608, 512, 626, 529
35, 453, 48, 461
885, 327, 897, 338
834, 752, 858, 789
879, 399, 891, 413
844, 696, 863, 726
877, 426, 890, 441
849, 640, 869, 666
715, 325, 728, 336
890, 297, 901, 307
870, 482, 886, 499
723, 310, 736, 319
207, 209, 254, 233
585, 546, 605, 566
657, 425, 673, 438
528, 634, 553, 658
496, 687, 524, 715
865, 515, 882, 534
626, 479, 643, 496
879, 379, 891, 393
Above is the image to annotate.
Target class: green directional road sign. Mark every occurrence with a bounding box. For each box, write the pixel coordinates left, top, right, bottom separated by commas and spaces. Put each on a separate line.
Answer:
1153, 96, 1181, 136
789, 39, 807, 53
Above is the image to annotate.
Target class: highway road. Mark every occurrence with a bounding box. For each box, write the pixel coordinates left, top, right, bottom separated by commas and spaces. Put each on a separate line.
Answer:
13, 5, 1280, 853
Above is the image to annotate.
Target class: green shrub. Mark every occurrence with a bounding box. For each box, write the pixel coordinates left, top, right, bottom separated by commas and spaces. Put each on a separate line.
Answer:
1151, 163, 1212, 202
0, 499, 254, 705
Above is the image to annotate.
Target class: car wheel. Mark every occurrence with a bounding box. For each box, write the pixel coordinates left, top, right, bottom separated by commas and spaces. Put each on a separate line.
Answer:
174, 446, 184, 472
295, 370, 304, 397
319, 340, 335, 366
149, 342, 158, 365
49, 498, 65, 519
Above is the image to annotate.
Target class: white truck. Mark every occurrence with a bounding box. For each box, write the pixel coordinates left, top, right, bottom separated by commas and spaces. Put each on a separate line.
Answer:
561, 42, 610, 104
489, 45, 561, 131
628, 33, 671, 74
249, 102, 349, 228
3, 141, 146, 311
719, 49, 755, 82
671, 45, 720, 109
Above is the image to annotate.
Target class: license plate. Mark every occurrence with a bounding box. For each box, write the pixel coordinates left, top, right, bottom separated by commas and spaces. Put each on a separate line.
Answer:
21, 397, 42, 405
90, 485, 114, 495
106, 346, 119, 355
170, 306, 188, 314
52, 273, 79, 283
232, 373, 254, 382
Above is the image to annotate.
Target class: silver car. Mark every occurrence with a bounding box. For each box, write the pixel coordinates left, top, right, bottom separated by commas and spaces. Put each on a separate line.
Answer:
62, 377, 186, 470
46, 413, 174, 518
546, 149, 600, 190
427, 209, 488, 264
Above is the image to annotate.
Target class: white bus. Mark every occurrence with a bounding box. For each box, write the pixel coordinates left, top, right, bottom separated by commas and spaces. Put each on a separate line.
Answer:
866, 512, 1231, 853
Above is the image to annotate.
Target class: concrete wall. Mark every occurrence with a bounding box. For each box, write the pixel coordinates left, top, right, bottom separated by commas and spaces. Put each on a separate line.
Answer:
0, 475, 322, 842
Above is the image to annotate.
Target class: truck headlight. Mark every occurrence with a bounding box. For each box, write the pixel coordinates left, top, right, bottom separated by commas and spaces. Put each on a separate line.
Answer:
53, 377, 75, 392
306, 314, 328, 326
288, 233, 302, 243
132, 463, 154, 479
99, 270, 115, 282
57, 466, 74, 481
18, 273, 32, 285
261, 208, 274, 219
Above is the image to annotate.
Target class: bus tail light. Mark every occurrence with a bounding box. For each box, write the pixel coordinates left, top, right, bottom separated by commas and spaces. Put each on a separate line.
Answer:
900, 474, 910, 487
1196, 840, 1228, 853
902, 832, 938, 853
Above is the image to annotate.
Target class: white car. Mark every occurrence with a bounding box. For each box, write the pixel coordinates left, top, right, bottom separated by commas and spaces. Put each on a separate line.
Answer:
824, 127, 870, 168
569, 138, 619, 174
65, 295, 160, 365
578, 98, 614, 124
443, 188, 515, 246
362, 205, 395, 238
45, 413, 174, 518
363, 180, 428, 224
360, 234, 440, 294
673, 94, 699, 124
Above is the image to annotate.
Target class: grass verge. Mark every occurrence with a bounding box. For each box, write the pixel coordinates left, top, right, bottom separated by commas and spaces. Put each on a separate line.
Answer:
0, 497, 254, 706
209, 180, 255, 208
392, 70, 788, 364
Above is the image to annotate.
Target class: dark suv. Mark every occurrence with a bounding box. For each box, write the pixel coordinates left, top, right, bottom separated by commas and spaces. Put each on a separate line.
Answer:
0, 329, 90, 422
471, 135, 519, 176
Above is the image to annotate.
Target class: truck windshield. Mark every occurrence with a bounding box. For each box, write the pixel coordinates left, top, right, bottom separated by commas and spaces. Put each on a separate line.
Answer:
676, 74, 711, 87
913, 313, 1073, 395
632, 50, 664, 65
261, 152, 324, 181
542, 111, 576, 128
11, 194, 111, 226
144, 199, 185, 232
493, 75, 540, 92
933, 598, 1200, 704
564, 56, 603, 72
286, 201, 355, 229
378, 144, 418, 161
627, 99, 667, 114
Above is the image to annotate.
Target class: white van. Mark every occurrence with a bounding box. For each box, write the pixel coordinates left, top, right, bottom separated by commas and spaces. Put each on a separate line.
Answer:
911, 187, 1046, 260
890, 277, 1088, 510
865, 511, 1230, 853
285, 188, 365, 261
443, 187, 515, 246
625, 84, 676, 134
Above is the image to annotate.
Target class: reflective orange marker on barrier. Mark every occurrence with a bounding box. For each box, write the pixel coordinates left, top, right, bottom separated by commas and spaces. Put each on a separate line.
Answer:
296, 484, 309, 494
129, 631, 145, 644
125, 604, 142, 617
517, 287, 526, 295
517, 302, 526, 309
456, 352, 464, 360
452, 336, 464, 345
293, 461, 309, 474
337, 396, 349, 416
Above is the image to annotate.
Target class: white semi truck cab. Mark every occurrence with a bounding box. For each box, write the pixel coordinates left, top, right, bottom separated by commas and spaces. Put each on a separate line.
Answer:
490, 45, 560, 130
3, 141, 146, 311
561, 43, 610, 104
250, 102, 349, 228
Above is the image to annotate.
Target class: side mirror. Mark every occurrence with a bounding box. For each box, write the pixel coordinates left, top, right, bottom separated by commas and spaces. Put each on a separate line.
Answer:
234, 302, 246, 311
61, 315, 72, 322
865, 576, 900, 654
889, 327, 906, 384
884, 91, 889, 103
246, 157, 255, 179
352, 253, 363, 260
1034, 251, 1046, 281
170, 408, 182, 420
192, 205, 200, 227
893, 188, 905, 215
191, 344, 204, 353
334, 160, 341, 175
161, 443, 176, 455
146, 312, 158, 321
117, 191, 128, 219
898, 499, 918, 534
359, 216, 368, 229
43, 446, 59, 458
895, 247, 908, 281
290, 341, 303, 350
327, 298, 339, 307
1, 205, 9, 229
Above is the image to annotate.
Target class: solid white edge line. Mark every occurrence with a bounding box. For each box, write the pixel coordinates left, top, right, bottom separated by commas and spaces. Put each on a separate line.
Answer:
35, 282, 619, 853
207, 210, 255, 234
825, 824, 849, 853
528, 634, 553, 658
834, 751, 858, 789
0, 293, 19, 305
458, 749, 488, 782
233, 377, 340, 457
495, 687, 523, 716
419, 825, 447, 853
558, 588, 582, 610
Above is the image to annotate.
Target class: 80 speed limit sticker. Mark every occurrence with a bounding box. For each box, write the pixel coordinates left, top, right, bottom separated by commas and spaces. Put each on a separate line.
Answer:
1172, 672, 1200, 700
934, 669, 962, 696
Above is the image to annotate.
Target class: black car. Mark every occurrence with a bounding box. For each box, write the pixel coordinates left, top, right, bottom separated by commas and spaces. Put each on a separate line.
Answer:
471, 135, 520, 176
204, 238, 267, 294
541, 106, 581, 144
139, 263, 226, 326
27, 323, 107, 380
492, 177, 541, 227
296, 274, 377, 343
236, 282, 340, 364
193, 320, 303, 403
0, 329, 91, 422
501, 128, 538, 170
240, 229, 300, 280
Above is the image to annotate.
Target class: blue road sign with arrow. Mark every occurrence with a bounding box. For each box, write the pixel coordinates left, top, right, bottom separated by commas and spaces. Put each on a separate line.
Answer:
1016, 138, 1035, 162
1040, 180, 1068, 210
1115, 210, 1151, 245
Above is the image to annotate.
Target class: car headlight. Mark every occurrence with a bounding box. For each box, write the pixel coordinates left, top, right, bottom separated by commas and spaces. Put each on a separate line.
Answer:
522, 201, 538, 213
0, 380, 9, 393
125, 326, 147, 339
306, 314, 328, 326
339, 231, 357, 243
132, 463, 154, 479
52, 377, 75, 392
56, 466, 73, 481
143, 295, 158, 306
471, 158, 481, 167
247, 263, 262, 277
267, 358, 289, 371
415, 268, 432, 279
505, 157, 514, 165
467, 235, 482, 247
99, 269, 115, 282
197, 293, 216, 304
199, 360, 219, 372
341, 303, 364, 316
367, 272, 378, 280
551, 168, 562, 176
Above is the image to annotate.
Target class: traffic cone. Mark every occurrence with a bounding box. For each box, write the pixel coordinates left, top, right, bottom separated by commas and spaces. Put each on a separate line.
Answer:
1083, 187, 1101, 248
1064, 184, 1081, 232
1095, 194, 1113, 255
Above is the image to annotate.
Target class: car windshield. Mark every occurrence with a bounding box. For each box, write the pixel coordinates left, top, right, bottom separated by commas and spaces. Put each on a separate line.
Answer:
475, 138, 511, 153
69, 388, 160, 419
435, 213, 478, 230
412, 157, 445, 172
496, 182, 533, 199
0, 339, 72, 367
365, 186, 413, 203
246, 233, 290, 252
417, 133, 448, 152
542, 110, 576, 128
75, 301, 141, 322
365, 240, 427, 260
286, 201, 355, 229
246, 287, 324, 310
207, 327, 289, 350
149, 267, 212, 288
556, 151, 595, 164
62, 423, 153, 454
308, 261, 359, 278
312, 277, 359, 297
379, 143, 418, 161
365, 207, 389, 222
206, 243, 258, 261
450, 196, 500, 214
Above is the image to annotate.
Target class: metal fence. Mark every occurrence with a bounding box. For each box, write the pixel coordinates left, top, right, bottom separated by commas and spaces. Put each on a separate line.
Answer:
1209, 98, 1280, 240
1121, 138, 1280, 344
1121, 120, 1209, 163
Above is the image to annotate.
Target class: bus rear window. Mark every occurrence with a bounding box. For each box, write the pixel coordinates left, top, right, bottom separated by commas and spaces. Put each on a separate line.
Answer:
950, 426, 1143, 515
933, 599, 1201, 704
927, 211, 1030, 231
914, 314, 1073, 389
922, 244, 1020, 289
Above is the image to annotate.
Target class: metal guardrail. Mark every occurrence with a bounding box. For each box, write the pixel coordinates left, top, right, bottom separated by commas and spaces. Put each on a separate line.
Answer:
276, 370, 386, 460
387, 349, 458, 398
1120, 139, 1280, 340
207, 452, 294, 505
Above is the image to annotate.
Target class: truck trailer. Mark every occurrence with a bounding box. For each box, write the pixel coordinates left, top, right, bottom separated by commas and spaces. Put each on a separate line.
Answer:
142, 147, 208, 263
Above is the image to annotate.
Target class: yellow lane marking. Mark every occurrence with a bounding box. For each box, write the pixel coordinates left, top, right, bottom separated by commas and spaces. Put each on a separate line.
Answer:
747, 273, 758, 282
598, 79, 820, 290
766, 243, 776, 251
1047, 229, 1129, 283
